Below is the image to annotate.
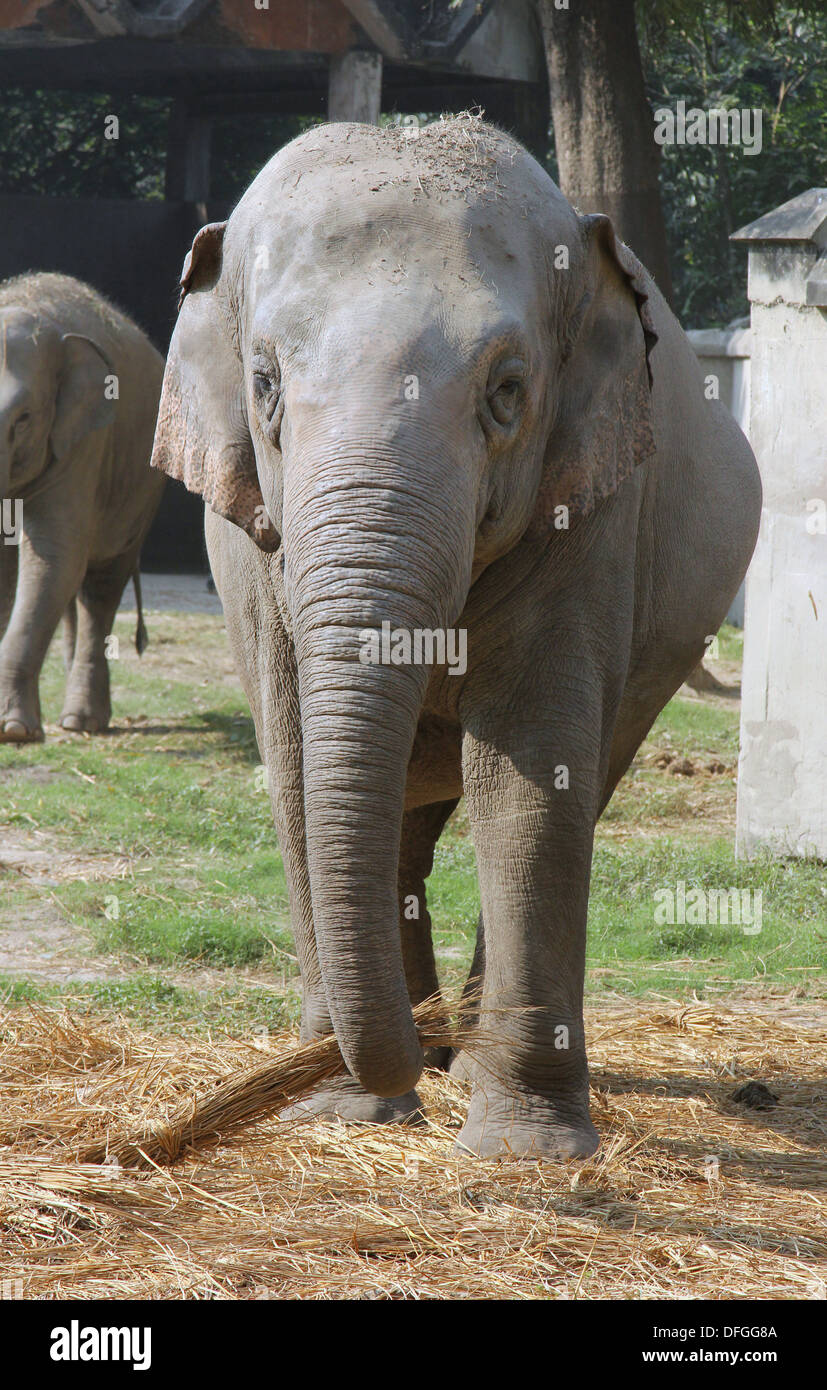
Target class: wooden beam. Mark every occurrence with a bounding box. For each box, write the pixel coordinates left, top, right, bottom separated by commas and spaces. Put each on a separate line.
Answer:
328, 49, 382, 124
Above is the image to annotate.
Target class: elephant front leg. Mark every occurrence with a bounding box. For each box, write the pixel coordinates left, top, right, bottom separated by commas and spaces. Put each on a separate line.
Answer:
0, 531, 86, 742
398, 798, 459, 1067
60, 557, 135, 732
0, 540, 19, 643
456, 726, 601, 1161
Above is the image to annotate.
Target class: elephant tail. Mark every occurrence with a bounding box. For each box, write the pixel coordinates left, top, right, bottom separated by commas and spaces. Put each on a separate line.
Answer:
133, 569, 149, 656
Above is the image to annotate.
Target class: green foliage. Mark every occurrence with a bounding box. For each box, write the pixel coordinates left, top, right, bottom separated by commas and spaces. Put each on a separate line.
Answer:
0, 90, 168, 199
3, 12, 823, 330
638, 2, 827, 323
0, 89, 316, 205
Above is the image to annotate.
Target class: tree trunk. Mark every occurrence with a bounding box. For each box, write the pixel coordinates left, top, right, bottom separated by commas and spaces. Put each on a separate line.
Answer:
538, 0, 674, 305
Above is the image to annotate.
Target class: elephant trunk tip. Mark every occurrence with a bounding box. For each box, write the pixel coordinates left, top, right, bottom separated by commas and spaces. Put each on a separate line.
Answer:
339, 1024, 424, 1100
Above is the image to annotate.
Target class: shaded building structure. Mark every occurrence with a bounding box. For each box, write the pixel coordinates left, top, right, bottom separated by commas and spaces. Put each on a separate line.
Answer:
0, 1, 547, 567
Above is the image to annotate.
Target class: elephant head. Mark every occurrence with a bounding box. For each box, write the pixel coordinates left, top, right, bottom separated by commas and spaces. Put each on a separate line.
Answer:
0, 304, 116, 503
151, 118, 657, 1097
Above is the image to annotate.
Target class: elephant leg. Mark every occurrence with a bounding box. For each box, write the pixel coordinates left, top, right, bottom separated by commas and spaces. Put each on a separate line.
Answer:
0, 540, 18, 643
60, 552, 135, 732
398, 797, 459, 1067
62, 599, 78, 675
448, 910, 485, 1082
0, 529, 87, 742
452, 605, 632, 1162
458, 722, 603, 1159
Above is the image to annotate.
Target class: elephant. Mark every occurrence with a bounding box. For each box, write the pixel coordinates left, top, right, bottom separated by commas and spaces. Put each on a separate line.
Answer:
0, 273, 165, 741
150, 117, 761, 1159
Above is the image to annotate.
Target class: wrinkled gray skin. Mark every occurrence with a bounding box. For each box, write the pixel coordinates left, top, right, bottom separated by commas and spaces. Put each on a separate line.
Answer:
152, 120, 761, 1159
0, 274, 165, 741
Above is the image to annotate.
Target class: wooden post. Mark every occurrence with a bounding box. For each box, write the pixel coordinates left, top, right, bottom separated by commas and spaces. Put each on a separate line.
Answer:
165, 98, 212, 203
328, 49, 383, 124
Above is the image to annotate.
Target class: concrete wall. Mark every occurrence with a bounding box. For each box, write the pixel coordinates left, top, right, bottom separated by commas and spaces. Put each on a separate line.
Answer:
732, 190, 827, 860
687, 323, 752, 626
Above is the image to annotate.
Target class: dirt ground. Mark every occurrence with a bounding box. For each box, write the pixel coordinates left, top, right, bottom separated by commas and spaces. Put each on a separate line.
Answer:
122, 572, 223, 617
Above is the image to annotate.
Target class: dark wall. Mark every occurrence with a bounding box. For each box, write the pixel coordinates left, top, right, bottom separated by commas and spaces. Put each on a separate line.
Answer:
0, 194, 223, 571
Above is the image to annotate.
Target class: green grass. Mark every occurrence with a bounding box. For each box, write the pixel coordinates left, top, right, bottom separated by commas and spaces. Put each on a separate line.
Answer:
0, 971, 301, 1034
0, 616, 824, 1032
648, 694, 741, 761
587, 837, 826, 995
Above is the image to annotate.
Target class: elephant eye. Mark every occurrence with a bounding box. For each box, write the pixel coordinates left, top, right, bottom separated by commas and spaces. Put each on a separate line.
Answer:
252, 368, 278, 400
13, 411, 32, 434
251, 359, 284, 446
486, 359, 526, 428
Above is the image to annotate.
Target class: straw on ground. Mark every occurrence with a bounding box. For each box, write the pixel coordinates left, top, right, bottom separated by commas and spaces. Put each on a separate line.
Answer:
1, 997, 824, 1299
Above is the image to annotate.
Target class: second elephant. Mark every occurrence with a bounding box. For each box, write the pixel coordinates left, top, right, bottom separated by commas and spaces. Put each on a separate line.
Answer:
0, 273, 165, 741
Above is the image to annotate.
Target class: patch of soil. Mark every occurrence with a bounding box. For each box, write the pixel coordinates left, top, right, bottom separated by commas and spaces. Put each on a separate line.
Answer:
679, 658, 741, 702
640, 751, 734, 776
0, 830, 290, 993
111, 614, 239, 692
3, 766, 63, 785
0, 897, 289, 994
0, 904, 125, 985
0, 829, 132, 886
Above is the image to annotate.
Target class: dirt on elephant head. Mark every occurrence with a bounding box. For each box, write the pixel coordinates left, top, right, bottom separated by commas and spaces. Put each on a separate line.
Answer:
270, 111, 550, 211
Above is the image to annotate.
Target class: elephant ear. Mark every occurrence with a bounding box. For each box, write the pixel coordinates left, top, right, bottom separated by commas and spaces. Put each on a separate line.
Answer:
51, 334, 117, 461
531, 214, 658, 534
150, 220, 280, 552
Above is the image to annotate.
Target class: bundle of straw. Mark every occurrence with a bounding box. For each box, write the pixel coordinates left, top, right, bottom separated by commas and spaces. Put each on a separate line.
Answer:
80, 995, 465, 1169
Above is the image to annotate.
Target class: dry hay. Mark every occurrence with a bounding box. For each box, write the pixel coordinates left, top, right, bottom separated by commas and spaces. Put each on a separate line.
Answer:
0, 997, 825, 1300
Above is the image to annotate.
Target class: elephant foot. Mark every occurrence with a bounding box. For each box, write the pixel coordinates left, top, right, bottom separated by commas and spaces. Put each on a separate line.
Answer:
0, 716, 44, 743
455, 1084, 598, 1162
281, 1074, 425, 1127
60, 666, 110, 734
59, 712, 105, 733
447, 1049, 476, 1084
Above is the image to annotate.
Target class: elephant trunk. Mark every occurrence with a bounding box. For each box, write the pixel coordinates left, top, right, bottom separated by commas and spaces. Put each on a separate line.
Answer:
285, 447, 474, 1097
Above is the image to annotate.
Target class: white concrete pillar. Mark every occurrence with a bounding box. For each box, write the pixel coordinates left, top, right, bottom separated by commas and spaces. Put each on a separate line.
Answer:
328, 49, 383, 124
731, 189, 827, 858
687, 323, 753, 625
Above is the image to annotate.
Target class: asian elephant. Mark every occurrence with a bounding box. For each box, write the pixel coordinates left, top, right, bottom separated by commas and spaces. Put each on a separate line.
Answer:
0, 273, 165, 741
151, 118, 761, 1159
